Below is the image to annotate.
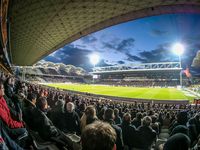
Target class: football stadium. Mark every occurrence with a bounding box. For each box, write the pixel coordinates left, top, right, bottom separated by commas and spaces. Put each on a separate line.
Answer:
1, 0, 200, 150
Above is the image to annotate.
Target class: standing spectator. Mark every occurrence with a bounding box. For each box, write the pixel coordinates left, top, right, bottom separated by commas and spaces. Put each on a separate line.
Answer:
80, 105, 98, 131
134, 116, 157, 150
163, 133, 190, 150
163, 112, 171, 128
104, 108, 124, 150
81, 121, 116, 150
120, 113, 137, 150
131, 112, 142, 128
114, 108, 122, 125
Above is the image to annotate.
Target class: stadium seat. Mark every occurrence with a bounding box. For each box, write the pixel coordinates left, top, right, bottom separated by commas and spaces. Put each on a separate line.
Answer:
63, 133, 81, 150
28, 130, 59, 150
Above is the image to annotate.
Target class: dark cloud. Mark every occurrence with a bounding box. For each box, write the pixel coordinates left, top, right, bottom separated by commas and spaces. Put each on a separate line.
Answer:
102, 38, 135, 52
117, 61, 125, 64
126, 53, 146, 62
117, 38, 135, 51
102, 41, 116, 50
43, 44, 110, 71
81, 35, 97, 44
126, 43, 177, 63
150, 29, 167, 36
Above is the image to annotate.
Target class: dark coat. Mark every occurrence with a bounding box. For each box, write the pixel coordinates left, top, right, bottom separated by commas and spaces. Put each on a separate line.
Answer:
131, 118, 141, 128
4, 84, 14, 99
23, 100, 59, 140
105, 119, 124, 150
114, 116, 122, 125
55, 108, 80, 134
134, 126, 156, 150
119, 122, 138, 148
0, 96, 24, 129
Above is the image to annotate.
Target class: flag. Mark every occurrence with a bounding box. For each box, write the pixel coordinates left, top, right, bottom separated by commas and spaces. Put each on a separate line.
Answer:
183, 67, 192, 78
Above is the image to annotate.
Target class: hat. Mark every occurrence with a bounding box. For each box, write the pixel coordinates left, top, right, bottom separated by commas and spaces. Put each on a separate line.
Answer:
164, 133, 190, 150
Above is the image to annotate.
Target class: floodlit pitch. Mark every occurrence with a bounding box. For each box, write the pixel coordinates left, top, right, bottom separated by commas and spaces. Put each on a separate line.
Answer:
45, 83, 195, 101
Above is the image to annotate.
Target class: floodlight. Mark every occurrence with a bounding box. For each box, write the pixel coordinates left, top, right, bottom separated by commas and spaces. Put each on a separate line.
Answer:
89, 53, 99, 66
172, 43, 184, 56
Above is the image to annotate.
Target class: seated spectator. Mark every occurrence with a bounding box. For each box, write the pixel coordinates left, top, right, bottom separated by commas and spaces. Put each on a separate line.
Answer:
48, 96, 65, 126
104, 108, 124, 150
0, 81, 27, 140
163, 133, 191, 150
55, 102, 81, 134
80, 105, 98, 131
4, 77, 15, 99
23, 96, 71, 149
120, 113, 137, 150
0, 120, 23, 150
3, 78, 23, 122
81, 121, 116, 150
114, 108, 122, 125
134, 116, 157, 150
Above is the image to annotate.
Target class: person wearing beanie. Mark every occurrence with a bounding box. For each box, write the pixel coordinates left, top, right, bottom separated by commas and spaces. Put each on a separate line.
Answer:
163, 133, 190, 150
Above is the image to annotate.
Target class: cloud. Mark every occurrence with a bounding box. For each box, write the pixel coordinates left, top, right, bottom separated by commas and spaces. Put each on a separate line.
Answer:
102, 38, 135, 52
73, 44, 86, 49
125, 43, 177, 63
150, 29, 168, 36
117, 38, 135, 51
126, 53, 146, 62
117, 61, 125, 64
98, 59, 112, 67
81, 35, 98, 44
43, 44, 110, 71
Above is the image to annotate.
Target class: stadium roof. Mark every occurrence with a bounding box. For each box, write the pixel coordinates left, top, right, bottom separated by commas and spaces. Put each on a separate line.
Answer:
9, 0, 200, 66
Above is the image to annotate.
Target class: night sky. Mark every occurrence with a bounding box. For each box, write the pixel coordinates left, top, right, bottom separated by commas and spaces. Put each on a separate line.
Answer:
43, 13, 200, 74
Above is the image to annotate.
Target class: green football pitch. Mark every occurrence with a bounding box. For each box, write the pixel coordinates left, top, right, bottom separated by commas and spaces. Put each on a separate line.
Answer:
45, 83, 195, 101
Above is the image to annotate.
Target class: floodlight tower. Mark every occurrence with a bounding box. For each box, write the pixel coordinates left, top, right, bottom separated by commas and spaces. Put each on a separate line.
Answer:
89, 53, 100, 82
172, 43, 184, 87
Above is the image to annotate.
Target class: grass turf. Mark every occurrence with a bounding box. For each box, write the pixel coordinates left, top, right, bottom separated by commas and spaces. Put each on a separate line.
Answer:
45, 83, 192, 101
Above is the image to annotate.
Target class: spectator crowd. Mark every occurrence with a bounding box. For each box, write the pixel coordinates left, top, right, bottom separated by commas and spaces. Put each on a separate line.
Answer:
0, 72, 200, 150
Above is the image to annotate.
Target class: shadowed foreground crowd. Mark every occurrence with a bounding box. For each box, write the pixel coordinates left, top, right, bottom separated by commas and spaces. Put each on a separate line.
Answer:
0, 75, 200, 150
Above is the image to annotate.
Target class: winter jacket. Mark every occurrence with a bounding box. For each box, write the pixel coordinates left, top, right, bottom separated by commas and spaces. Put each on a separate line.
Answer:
0, 96, 24, 129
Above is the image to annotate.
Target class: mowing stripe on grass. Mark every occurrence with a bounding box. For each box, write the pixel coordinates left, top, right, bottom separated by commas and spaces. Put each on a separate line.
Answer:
45, 83, 192, 101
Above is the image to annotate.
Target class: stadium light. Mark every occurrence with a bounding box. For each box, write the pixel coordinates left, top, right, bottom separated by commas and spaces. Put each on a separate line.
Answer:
172, 43, 184, 56
172, 43, 184, 87
89, 53, 99, 66
89, 53, 100, 83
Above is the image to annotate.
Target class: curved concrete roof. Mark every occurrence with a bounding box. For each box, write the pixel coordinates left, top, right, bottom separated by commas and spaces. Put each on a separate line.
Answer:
9, 0, 200, 66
